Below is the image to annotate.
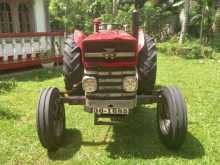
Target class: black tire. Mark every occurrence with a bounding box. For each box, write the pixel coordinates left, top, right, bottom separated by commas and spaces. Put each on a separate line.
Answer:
138, 34, 157, 94
37, 87, 65, 150
157, 86, 188, 149
63, 35, 84, 95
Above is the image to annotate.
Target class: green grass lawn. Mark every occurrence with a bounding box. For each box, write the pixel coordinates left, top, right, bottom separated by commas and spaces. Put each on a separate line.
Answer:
0, 55, 220, 165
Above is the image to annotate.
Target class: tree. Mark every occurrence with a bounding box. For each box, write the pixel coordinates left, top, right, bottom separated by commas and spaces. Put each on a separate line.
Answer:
179, 0, 190, 44
113, 0, 119, 17
49, 0, 112, 32
213, 0, 220, 52
196, 0, 213, 44
49, 0, 88, 31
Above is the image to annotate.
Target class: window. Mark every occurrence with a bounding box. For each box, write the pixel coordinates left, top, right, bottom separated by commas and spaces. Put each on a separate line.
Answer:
0, 2, 13, 33
18, 3, 32, 32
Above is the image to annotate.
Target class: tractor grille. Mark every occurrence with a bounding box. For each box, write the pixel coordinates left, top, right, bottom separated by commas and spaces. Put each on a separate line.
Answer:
84, 41, 136, 62
84, 42, 135, 52
85, 67, 136, 100
84, 52, 136, 62
84, 41, 137, 109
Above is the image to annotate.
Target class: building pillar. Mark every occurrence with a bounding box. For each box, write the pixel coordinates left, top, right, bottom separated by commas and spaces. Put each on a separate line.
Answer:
44, 0, 50, 32
33, 0, 47, 32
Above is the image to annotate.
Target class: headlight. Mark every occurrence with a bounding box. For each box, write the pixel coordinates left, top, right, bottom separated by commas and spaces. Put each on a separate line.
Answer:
123, 76, 138, 92
82, 76, 97, 93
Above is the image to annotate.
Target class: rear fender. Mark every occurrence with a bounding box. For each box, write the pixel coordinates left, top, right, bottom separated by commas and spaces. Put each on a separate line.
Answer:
137, 30, 145, 54
73, 30, 87, 50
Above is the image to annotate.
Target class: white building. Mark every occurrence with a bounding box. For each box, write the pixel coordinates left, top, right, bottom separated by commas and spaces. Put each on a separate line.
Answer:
0, 0, 64, 71
0, 0, 49, 33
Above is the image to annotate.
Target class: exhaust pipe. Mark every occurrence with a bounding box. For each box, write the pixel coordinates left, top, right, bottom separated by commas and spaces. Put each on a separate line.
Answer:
132, 9, 139, 39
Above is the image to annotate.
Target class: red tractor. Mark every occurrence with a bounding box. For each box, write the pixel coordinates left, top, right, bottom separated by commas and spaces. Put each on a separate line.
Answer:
36, 3, 187, 151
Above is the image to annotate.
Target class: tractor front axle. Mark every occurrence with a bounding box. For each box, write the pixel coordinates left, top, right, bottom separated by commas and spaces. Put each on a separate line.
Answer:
59, 92, 160, 106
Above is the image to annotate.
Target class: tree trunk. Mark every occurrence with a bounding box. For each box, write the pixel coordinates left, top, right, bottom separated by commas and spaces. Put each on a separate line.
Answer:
200, 4, 205, 43
179, 0, 190, 44
213, 1, 220, 52
112, 0, 118, 17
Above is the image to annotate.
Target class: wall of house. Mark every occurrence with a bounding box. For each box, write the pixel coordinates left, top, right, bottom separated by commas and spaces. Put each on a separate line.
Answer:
33, 0, 48, 32
0, 0, 49, 32
0, 0, 49, 60
0, 0, 35, 32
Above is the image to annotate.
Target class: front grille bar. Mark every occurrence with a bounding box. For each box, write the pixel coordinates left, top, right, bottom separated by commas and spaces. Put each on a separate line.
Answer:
99, 86, 122, 90
85, 52, 135, 58
98, 78, 122, 83
85, 70, 136, 76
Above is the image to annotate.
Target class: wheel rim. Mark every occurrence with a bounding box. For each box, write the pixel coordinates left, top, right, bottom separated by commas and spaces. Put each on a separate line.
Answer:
53, 99, 64, 137
159, 96, 171, 135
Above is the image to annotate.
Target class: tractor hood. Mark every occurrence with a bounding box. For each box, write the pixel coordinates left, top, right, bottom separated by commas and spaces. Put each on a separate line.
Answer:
82, 31, 137, 53
83, 31, 137, 43
82, 31, 138, 68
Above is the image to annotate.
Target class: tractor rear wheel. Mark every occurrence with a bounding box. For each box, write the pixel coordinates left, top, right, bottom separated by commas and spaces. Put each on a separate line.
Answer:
157, 86, 188, 149
138, 34, 157, 94
63, 35, 84, 95
37, 87, 65, 150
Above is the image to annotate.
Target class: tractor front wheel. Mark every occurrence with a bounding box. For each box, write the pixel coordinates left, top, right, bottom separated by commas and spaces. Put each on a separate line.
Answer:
157, 86, 187, 149
36, 87, 65, 150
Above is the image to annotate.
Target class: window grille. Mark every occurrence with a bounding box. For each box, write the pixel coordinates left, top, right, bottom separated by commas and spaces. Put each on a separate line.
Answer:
18, 3, 32, 32
0, 2, 13, 33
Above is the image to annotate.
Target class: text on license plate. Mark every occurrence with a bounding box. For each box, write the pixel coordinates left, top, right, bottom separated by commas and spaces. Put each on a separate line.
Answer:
93, 108, 129, 115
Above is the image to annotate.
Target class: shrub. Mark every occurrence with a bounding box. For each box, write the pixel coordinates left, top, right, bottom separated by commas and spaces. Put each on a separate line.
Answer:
158, 40, 214, 59
0, 80, 17, 93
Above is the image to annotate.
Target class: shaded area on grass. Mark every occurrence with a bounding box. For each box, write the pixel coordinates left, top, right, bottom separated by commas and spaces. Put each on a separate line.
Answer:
0, 67, 63, 82
48, 129, 82, 160
47, 106, 204, 161
0, 80, 17, 93
0, 104, 20, 120
106, 107, 205, 160
48, 128, 110, 161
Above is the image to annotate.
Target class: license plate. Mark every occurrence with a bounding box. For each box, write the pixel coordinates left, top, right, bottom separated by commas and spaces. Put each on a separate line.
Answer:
93, 108, 129, 115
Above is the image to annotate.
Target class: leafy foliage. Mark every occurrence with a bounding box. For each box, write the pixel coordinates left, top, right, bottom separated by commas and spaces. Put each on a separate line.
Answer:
48, 0, 220, 52
158, 39, 214, 59
49, 0, 112, 33
213, 6, 220, 52
0, 80, 16, 93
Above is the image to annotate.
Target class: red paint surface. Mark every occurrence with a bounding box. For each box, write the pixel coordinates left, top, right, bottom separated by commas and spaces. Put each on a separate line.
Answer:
82, 31, 138, 68
0, 56, 63, 71
74, 30, 87, 49
83, 31, 137, 43
0, 32, 64, 38
84, 61, 137, 68
93, 18, 102, 33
